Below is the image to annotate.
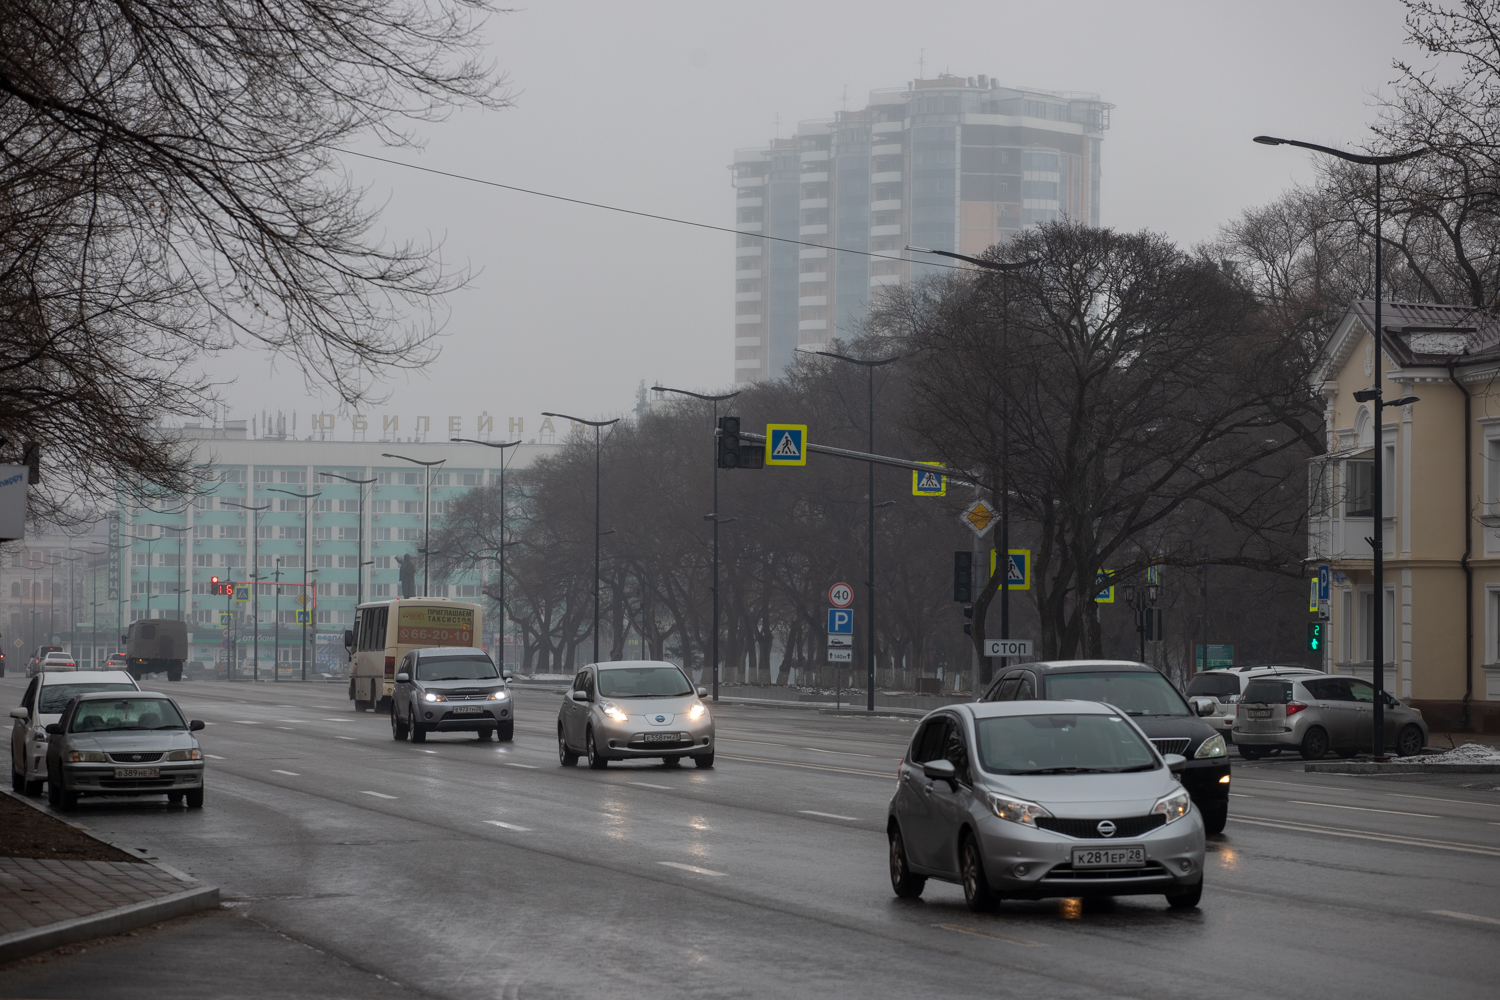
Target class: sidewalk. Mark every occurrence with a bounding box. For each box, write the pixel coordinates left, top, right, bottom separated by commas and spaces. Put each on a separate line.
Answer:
0, 792, 218, 965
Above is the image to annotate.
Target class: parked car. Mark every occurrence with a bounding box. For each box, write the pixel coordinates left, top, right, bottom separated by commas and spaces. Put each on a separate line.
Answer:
44, 691, 206, 809
1233, 674, 1427, 759
980, 660, 1230, 834
1184, 666, 1323, 742
557, 661, 714, 768
10, 671, 140, 795
888, 700, 1205, 911
391, 647, 514, 742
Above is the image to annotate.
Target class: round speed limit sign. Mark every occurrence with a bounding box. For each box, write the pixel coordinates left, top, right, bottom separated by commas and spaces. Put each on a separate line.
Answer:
829, 583, 853, 608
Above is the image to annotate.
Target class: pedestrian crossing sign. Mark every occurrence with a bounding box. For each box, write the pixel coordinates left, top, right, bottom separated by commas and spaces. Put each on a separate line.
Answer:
989, 549, 1031, 590
912, 462, 946, 496
765, 424, 807, 466
233, 584, 250, 603
1094, 570, 1116, 604
296, 609, 310, 624
219, 612, 233, 627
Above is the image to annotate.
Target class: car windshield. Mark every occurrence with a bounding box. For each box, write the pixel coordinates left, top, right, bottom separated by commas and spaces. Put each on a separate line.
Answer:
69, 698, 186, 732
1185, 672, 1240, 698
597, 666, 693, 698
1044, 670, 1190, 716
1243, 679, 1294, 704
975, 713, 1158, 775
40, 683, 136, 714
415, 656, 498, 681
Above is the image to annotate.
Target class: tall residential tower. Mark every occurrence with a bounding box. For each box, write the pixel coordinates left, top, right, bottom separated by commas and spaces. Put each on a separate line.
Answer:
732, 74, 1111, 382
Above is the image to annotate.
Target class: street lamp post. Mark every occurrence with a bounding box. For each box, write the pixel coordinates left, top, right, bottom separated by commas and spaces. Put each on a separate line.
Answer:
649, 387, 740, 702
60, 553, 82, 655
1254, 135, 1427, 757
225, 501, 270, 680
541, 412, 621, 665
321, 473, 378, 606
267, 487, 321, 680
382, 453, 446, 597
449, 439, 523, 668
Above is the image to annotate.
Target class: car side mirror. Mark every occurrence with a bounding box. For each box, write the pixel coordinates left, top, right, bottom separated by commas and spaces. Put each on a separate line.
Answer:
1190, 697, 1215, 717
1162, 753, 1187, 772
570, 690, 588, 702
921, 758, 958, 784
343, 629, 355, 650
394, 672, 410, 683
121, 635, 128, 644
9, 707, 29, 721
697, 687, 708, 698
45, 723, 63, 735
502, 671, 514, 682
189, 720, 205, 732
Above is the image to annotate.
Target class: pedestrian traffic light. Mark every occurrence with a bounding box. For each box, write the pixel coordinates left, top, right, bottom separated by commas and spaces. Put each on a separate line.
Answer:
716, 416, 764, 470
953, 551, 974, 602
962, 604, 974, 636
1306, 622, 1323, 652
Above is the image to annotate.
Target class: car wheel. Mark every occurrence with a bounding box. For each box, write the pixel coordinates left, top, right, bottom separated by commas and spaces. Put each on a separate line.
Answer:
1396, 724, 1424, 758
186, 787, 204, 809
1237, 745, 1264, 760
11, 764, 23, 793
477, 728, 493, 741
47, 765, 62, 807
586, 728, 608, 769
661, 756, 681, 767
888, 825, 927, 899
24, 775, 43, 797
694, 751, 715, 769
960, 834, 998, 913
1166, 878, 1203, 909
167, 792, 184, 805
390, 703, 408, 741
1299, 726, 1329, 761
558, 726, 579, 767
168, 664, 182, 682
1201, 800, 1228, 836
496, 721, 514, 743
61, 789, 79, 811
410, 719, 427, 743
1334, 749, 1359, 759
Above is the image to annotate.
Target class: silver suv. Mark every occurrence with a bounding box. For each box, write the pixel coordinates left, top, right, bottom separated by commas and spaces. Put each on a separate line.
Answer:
1233, 674, 1428, 760
390, 647, 513, 742
1184, 666, 1321, 742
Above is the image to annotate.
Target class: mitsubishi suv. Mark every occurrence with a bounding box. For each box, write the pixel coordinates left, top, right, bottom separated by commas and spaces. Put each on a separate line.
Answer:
390, 647, 513, 742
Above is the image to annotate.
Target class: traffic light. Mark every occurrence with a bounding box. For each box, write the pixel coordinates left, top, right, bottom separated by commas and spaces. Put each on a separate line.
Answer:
1306, 622, 1323, 652
953, 551, 973, 602
716, 416, 764, 470
963, 604, 974, 636
210, 576, 231, 597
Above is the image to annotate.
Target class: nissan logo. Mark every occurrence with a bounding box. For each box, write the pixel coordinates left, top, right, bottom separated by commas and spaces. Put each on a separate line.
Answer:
654, 715, 665, 723
131, 754, 142, 762
1096, 820, 1117, 838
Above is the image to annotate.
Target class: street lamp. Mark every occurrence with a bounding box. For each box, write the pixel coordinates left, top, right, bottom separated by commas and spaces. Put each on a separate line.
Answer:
449, 438, 523, 669
651, 386, 740, 702
320, 473, 378, 606
796, 350, 901, 712
382, 453, 446, 597
541, 412, 620, 664
224, 501, 270, 680
59, 553, 82, 654
1254, 135, 1427, 758
267, 487, 322, 680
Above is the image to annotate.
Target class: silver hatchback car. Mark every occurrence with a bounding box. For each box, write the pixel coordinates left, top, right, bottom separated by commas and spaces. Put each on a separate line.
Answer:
1184, 666, 1322, 742
557, 661, 714, 769
1233, 674, 1428, 759
888, 700, 1205, 912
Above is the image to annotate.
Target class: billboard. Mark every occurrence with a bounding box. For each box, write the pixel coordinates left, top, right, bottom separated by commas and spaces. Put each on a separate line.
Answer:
395, 605, 475, 645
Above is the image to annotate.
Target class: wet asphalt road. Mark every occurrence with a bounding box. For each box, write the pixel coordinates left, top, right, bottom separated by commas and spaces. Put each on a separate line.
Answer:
3, 676, 1499, 999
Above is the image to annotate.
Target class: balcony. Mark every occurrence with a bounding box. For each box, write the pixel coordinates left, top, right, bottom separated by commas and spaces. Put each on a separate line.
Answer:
735, 336, 763, 348
800, 172, 828, 183
734, 292, 762, 302
736, 197, 763, 208
870, 199, 902, 212
799, 247, 828, 259
798, 319, 828, 331
734, 314, 762, 325
1307, 516, 1393, 560
872, 143, 903, 156
800, 150, 829, 163
799, 198, 828, 210
872, 121, 904, 135
798, 296, 828, 308
872, 171, 902, 184
799, 225, 828, 236
735, 246, 763, 257
799, 271, 828, 283
870, 224, 903, 237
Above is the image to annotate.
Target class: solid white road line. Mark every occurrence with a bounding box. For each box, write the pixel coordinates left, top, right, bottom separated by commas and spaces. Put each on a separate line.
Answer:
1228, 792, 1254, 798
360, 790, 397, 799
275, 727, 295, 731
630, 782, 672, 790
503, 762, 538, 769
1286, 799, 1439, 818
799, 810, 858, 821
1429, 909, 1500, 926
271, 769, 300, 776
658, 861, 727, 877
232, 721, 262, 725
933, 923, 1045, 947
804, 747, 885, 759
1391, 792, 1500, 808
320, 718, 352, 723
484, 820, 531, 832
334, 736, 357, 740
1229, 816, 1500, 857
204, 754, 226, 760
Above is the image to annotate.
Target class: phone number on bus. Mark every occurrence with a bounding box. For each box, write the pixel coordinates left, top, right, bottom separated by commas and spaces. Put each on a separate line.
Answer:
396, 627, 474, 645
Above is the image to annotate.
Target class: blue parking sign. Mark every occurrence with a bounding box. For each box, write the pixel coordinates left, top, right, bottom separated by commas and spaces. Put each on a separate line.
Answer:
827, 608, 853, 634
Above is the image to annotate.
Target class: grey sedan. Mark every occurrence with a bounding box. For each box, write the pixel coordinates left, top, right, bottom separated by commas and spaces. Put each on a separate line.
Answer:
888, 700, 1205, 912
44, 691, 205, 809
557, 661, 714, 768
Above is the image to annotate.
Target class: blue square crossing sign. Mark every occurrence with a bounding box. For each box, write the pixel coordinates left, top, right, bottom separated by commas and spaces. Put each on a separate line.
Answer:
766, 424, 807, 466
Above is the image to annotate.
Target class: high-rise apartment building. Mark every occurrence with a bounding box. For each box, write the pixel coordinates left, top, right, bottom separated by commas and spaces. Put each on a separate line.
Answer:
732, 74, 1111, 382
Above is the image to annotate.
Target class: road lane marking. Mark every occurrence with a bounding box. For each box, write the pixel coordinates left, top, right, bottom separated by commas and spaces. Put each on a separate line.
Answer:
1430, 909, 1500, 927
484, 820, 531, 832
658, 861, 726, 877
360, 791, 397, 799
1286, 799, 1439, 818
321, 718, 352, 723
271, 769, 300, 776
503, 762, 538, 769
275, 727, 295, 731
420, 749, 437, 754
1228, 792, 1254, 798
334, 736, 357, 741
204, 754, 226, 760
800, 810, 858, 821
1229, 816, 1500, 857
1391, 792, 1500, 808
718, 752, 891, 778
804, 747, 885, 759
630, 782, 671, 790
933, 924, 1044, 947
232, 721, 262, 725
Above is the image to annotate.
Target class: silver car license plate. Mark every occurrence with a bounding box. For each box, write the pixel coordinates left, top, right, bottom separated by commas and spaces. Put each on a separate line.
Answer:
1247, 708, 1272, 719
451, 706, 483, 715
1071, 846, 1145, 868
114, 767, 160, 778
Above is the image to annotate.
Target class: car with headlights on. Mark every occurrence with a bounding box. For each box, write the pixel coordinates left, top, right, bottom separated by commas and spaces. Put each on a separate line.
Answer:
557, 661, 714, 769
390, 647, 513, 742
11, 670, 140, 795
44, 691, 205, 809
981, 660, 1230, 834
888, 700, 1205, 912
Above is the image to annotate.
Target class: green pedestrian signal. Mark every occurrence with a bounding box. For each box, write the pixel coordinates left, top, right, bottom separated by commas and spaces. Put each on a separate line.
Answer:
1306, 622, 1322, 652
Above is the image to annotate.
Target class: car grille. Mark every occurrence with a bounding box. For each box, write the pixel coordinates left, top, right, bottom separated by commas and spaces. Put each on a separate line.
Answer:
1034, 814, 1166, 839
444, 690, 490, 701
1042, 861, 1170, 881
106, 752, 165, 763
1150, 738, 1192, 756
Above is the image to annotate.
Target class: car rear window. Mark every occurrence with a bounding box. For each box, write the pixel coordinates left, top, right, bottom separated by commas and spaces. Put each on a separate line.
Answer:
40, 683, 137, 714
1185, 672, 1240, 698
1044, 670, 1190, 716
1242, 679, 1294, 704
69, 698, 187, 732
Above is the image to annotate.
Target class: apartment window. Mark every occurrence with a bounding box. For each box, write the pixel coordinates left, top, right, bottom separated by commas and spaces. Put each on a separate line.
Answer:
340, 499, 360, 513
280, 470, 306, 484
400, 472, 422, 485
397, 528, 420, 541
431, 473, 450, 486
280, 526, 304, 541
220, 469, 244, 483
1344, 460, 1373, 517
373, 528, 392, 542
339, 527, 359, 541
312, 526, 331, 541
430, 585, 448, 598
1486, 439, 1500, 514
314, 499, 332, 512
400, 501, 422, 514
132, 553, 151, 566
454, 584, 481, 598
278, 498, 304, 513
254, 470, 274, 483
1383, 441, 1396, 518
377, 472, 393, 485
194, 554, 215, 567
338, 555, 360, 569
220, 525, 244, 539
370, 584, 392, 598
317, 582, 332, 597
220, 555, 245, 569
193, 524, 214, 539
372, 500, 392, 514
430, 501, 448, 516
373, 556, 392, 569
317, 610, 334, 624
459, 473, 480, 487
192, 496, 212, 510
339, 584, 360, 597
312, 555, 333, 568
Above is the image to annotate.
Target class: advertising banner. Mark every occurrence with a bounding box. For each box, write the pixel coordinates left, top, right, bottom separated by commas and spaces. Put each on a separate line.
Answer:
396, 605, 475, 645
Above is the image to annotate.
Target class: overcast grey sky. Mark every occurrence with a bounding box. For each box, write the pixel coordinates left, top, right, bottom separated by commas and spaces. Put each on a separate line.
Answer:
211, 0, 1414, 439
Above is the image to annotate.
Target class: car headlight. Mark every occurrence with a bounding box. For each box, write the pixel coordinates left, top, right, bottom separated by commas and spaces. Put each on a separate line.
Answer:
1152, 787, 1192, 824
1195, 734, 1227, 759
602, 702, 629, 722
986, 792, 1051, 826
164, 749, 201, 761
68, 751, 106, 762
688, 702, 707, 721
423, 692, 446, 703
488, 690, 509, 701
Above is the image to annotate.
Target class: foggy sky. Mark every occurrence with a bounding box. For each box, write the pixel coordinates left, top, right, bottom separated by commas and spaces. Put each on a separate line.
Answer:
208, 0, 1412, 440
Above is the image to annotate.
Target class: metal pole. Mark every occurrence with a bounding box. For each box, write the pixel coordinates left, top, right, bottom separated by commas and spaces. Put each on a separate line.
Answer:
303, 497, 310, 681
424, 463, 431, 598
274, 559, 281, 681
1201, 558, 1209, 673
252, 512, 259, 681
1372, 163, 1386, 758
866, 365, 876, 711
593, 425, 602, 664
712, 399, 720, 702
499, 458, 506, 672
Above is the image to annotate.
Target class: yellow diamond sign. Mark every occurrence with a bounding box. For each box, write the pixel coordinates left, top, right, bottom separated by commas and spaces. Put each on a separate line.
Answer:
962, 498, 997, 536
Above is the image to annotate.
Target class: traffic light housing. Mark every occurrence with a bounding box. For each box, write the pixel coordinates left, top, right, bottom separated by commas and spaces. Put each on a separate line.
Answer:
716, 417, 764, 470
210, 576, 230, 597
963, 604, 974, 636
953, 551, 973, 602
1306, 622, 1323, 652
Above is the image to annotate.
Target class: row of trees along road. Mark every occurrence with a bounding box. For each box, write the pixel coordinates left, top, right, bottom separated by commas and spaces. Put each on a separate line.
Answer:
434, 223, 1327, 690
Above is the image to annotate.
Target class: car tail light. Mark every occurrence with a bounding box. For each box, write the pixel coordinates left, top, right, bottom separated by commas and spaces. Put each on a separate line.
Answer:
384, 656, 395, 676
1285, 701, 1308, 716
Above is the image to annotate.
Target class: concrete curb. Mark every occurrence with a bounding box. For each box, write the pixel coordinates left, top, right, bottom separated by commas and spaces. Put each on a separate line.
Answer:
0, 882, 220, 966
1304, 761, 1500, 774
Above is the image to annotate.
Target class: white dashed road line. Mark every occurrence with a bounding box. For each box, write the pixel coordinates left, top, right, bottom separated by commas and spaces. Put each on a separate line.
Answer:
1286, 799, 1439, 818
934, 923, 1045, 947
1228, 792, 1253, 798
334, 736, 357, 740
232, 721, 261, 725
799, 810, 858, 821
658, 861, 726, 877
272, 769, 300, 776
483, 820, 531, 832
360, 791, 397, 799
204, 754, 226, 760
503, 762, 538, 769
1429, 909, 1500, 927
1230, 816, 1500, 857
630, 782, 671, 790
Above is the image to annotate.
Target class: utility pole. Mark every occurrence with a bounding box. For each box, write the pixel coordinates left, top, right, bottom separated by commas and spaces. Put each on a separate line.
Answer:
541, 413, 620, 664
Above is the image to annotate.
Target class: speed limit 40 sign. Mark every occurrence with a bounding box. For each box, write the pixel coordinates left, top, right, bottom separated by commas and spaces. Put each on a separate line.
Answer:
829, 583, 853, 608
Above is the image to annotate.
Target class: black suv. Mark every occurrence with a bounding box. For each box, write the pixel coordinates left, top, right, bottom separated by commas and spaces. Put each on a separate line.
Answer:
980, 659, 1231, 834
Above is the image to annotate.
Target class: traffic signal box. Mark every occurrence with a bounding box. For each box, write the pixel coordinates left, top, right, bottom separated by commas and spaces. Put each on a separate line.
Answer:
953, 551, 973, 602
716, 417, 765, 470
209, 576, 232, 597
1307, 622, 1323, 652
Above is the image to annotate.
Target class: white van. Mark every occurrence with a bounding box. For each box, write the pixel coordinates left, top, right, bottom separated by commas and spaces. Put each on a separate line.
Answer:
347, 598, 484, 712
